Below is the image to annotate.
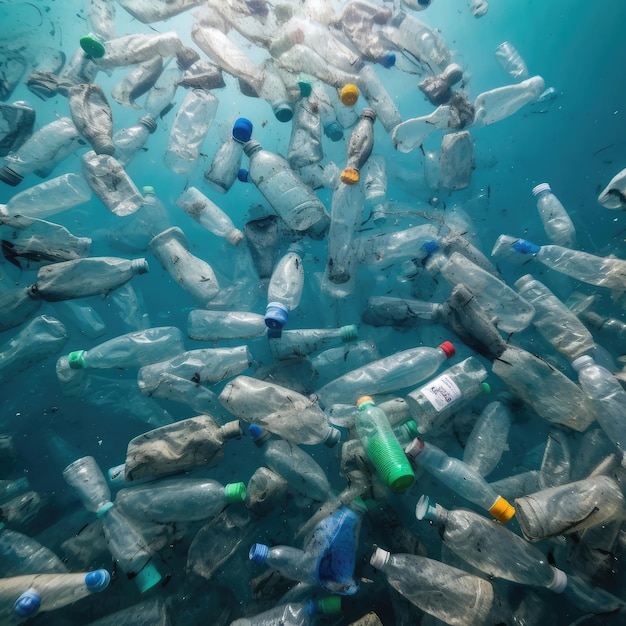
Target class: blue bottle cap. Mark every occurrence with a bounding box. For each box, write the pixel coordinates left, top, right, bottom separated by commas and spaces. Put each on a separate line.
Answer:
13, 590, 41, 617
324, 121, 344, 142
237, 168, 249, 182
85, 569, 111, 592
249, 542, 269, 563
298, 80, 313, 97
512, 238, 541, 254
248, 423, 263, 438
421, 239, 440, 255
265, 302, 288, 330
379, 52, 396, 68
232, 118, 253, 143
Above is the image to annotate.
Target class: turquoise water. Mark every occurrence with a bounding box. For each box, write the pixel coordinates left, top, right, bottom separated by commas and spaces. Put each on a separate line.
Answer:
1, 0, 626, 624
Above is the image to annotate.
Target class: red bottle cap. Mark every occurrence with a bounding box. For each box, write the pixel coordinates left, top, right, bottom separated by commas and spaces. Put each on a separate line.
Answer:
438, 341, 455, 358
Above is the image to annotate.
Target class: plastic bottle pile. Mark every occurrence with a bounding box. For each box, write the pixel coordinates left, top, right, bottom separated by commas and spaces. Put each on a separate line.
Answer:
1, 0, 626, 624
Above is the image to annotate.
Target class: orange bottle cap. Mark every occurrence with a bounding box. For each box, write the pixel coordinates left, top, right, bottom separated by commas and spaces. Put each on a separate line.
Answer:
488, 495, 515, 523
341, 167, 360, 185
340, 84, 359, 106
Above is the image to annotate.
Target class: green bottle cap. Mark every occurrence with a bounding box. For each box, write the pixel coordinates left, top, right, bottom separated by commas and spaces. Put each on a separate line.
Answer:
79, 35, 105, 59
224, 481, 247, 503
367, 435, 415, 493
403, 420, 420, 440
481, 382, 491, 394
317, 595, 342, 615
134, 561, 162, 593
340, 324, 358, 342
142, 185, 155, 195
67, 350, 87, 369
298, 80, 312, 97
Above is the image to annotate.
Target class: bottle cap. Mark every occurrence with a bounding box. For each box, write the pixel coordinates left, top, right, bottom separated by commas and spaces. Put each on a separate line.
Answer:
324, 121, 344, 142
0, 165, 25, 186
265, 302, 289, 330
107, 463, 127, 484
512, 238, 541, 254
572, 355, 594, 371
131, 258, 149, 274
68, 350, 87, 369
442, 63, 464, 86
340, 324, 358, 342
379, 51, 396, 68
220, 420, 242, 440
138, 115, 158, 133
134, 561, 162, 593
248, 423, 263, 438
232, 118, 253, 143
142, 185, 155, 195
225, 481, 247, 503
404, 437, 424, 460
85, 569, 111, 592
249, 542, 269, 564
547, 567, 568, 593
226, 228, 245, 246
356, 395, 375, 409
532, 182, 551, 196
273, 101, 293, 123
79, 34, 106, 59
243, 139, 262, 157
237, 168, 249, 182
481, 382, 491, 394
488, 495, 515, 523
90, 135, 116, 156
339, 84, 359, 106
323, 427, 342, 448
298, 80, 312, 97
309, 596, 342, 616
96, 501, 114, 518
438, 341, 455, 358
415, 494, 439, 521
340, 167, 360, 185
403, 420, 420, 440
421, 239, 440, 255
368, 435, 415, 493
13, 590, 41, 617
369, 547, 390, 569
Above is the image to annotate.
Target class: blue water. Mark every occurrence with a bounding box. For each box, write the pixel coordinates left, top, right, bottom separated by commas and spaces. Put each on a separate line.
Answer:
1, 0, 626, 623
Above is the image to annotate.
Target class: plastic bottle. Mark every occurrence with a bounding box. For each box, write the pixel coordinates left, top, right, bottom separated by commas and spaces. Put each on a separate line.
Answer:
572, 355, 626, 465
339, 2, 395, 66
85, 0, 116, 41
248, 543, 317, 586
370, 548, 496, 626
598, 166, 626, 210
514, 475, 626, 542
0, 570, 110, 624
95, 32, 186, 68
187, 310, 266, 341
115, 477, 246, 523
473, 75, 545, 127
514, 274, 595, 359
356, 224, 439, 264
265, 244, 305, 332
112, 115, 158, 167
0, 117, 81, 186
111, 55, 164, 109
230, 597, 341, 626
405, 438, 515, 523
288, 88, 324, 170
219, 377, 341, 446
491, 345, 597, 433
519, 238, 626, 292
355, 66, 402, 135
81, 151, 144, 216
424, 248, 535, 333
532, 182, 576, 247
115, 0, 205, 23
418, 63, 464, 106
164, 88, 218, 175
580, 310, 626, 353
355, 396, 415, 493
315, 341, 455, 408
470, 0, 489, 17
204, 118, 253, 193
416, 498, 567, 591
341, 108, 376, 185
0, 101, 35, 157
149, 226, 220, 306
176, 186, 244, 245
244, 140, 330, 239
64, 83, 114, 155
30, 257, 148, 302
494, 41, 529, 80
269, 325, 358, 360
0, 287, 42, 333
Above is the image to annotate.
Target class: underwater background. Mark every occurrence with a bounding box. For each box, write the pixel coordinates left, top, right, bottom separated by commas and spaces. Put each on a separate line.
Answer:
1, 0, 626, 624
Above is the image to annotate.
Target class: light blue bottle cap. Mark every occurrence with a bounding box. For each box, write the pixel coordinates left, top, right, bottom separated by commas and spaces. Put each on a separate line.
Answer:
340, 324, 358, 342
379, 52, 396, 68
273, 101, 293, 123
265, 302, 289, 330
13, 590, 41, 617
85, 569, 111, 592
232, 118, 253, 143
421, 240, 440, 255
248, 423, 263, 439
324, 121, 344, 142
135, 561, 162, 593
249, 543, 269, 564
237, 168, 249, 182
298, 80, 312, 97
512, 238, 541, 254
415, 494, 438, 521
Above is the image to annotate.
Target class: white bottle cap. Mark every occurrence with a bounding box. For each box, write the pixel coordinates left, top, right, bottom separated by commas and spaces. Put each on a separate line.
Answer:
571, 355, 594, 371
547, 566, 568, 593
370, 547, 390, 570
532, 182, 551, 196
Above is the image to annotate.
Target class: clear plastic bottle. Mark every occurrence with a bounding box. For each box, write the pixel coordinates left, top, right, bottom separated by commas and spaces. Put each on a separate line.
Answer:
0, 570, 110, 624
187, 310, 266, 341
355, 66, 401, 135
341, 108, 376, 185
339, 2, 395, 66
65, 83, 114, 155
491, 345, 596, 433
230, 596, 341, 626
244, 140, 330, 239
581, 310, 626, 353
404, 438, 515, 523
176, 186, 243, 245
265, 244, 305, 332
219, 377, 341, 446
0, 101, 35, 157
112, 115, 158, 167
164, 89, 218, 175
315, 341, 455, 408
95, 32, 186, 68
363, 154, 387, 223
269, 325, 358, 360
532, 182, 576, 247
416, 498, 567, 591
288, 89, 323, 170
572, 355, 626, 465
111, 56, 164, 109
248, 543, 318, 586
149, 226, 220, 306
115, 477, 246, 523
494, 41, 529, 80
0, 117, 81, 186
355, 396, 415, 493
0, 287, 42, 333
514, 475, 626, 542
356, 224, 439, 264
369, 548, 495, 626
31, 257, 149, 302
115, 0, 205, 23
81, 151, 144, 216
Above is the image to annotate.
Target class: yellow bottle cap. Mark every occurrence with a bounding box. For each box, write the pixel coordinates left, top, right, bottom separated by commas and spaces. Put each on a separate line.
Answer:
488, 495, 515, 523
340, 84, 359, 106
356, 395, 374, 408
341, 167, 360, 185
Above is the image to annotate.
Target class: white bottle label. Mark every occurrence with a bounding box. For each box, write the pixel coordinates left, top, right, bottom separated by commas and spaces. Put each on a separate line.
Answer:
420, 374, 462, 412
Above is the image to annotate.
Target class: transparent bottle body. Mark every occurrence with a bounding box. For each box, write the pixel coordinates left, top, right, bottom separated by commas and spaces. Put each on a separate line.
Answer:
256, 545, 317, 585
113, 123, 152, 167
187, 310, 266, 341
0, 527, 68, 577
357, 224, 439, 264
97, 32, 185, 68
356, 65, 402, 134
176, 186, 240, 242
62, 455, 111, 514
535, 190, 576, 247
204, 138, 244, 193
230, 602, 312, 626
67, 83, 114, 155
268, 251, 305, 310
269, 327, 353, 360
288, 97, 323, 169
